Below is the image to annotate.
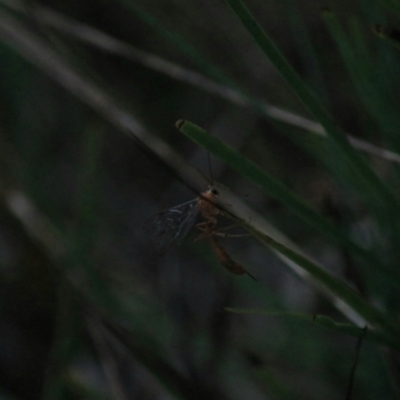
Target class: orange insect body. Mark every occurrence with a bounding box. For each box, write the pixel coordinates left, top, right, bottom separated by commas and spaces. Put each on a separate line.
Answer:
196, 188, 256, 280
197, 186, 219, 225
145, 182, 255, 279
209, 230, 247, 276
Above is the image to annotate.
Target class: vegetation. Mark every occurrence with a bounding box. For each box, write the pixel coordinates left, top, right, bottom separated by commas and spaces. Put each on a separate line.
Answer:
0, 0, 399, 399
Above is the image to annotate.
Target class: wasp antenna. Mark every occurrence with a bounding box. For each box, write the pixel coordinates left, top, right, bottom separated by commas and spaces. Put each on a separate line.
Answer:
188, 163, 212, 188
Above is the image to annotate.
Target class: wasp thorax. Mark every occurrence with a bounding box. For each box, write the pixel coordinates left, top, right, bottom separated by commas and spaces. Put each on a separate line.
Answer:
198, 186, 219, 224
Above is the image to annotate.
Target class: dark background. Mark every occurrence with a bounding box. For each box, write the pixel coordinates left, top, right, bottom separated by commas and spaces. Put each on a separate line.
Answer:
0, 0, 399, 399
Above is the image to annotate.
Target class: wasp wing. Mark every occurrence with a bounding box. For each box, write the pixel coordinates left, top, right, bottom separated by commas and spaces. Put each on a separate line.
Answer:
144, 199, 199, 253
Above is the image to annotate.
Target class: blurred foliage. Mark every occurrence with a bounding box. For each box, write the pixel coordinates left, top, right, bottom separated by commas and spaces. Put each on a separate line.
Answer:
0, 0, 400, 399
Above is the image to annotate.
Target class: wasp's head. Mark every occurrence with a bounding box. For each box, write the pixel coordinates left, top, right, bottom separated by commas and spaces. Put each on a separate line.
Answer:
208, 185, 219, 198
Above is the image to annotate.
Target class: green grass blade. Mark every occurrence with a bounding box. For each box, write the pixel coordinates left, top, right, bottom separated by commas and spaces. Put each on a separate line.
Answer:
225, 309, 400, 351
176, 120, 400, 343
176, 119, 400, 283
244, 224, 400, 340
223, 0, 400, 212
378, 0, 400, 14
323, 11, 400, 152
284, 0, 328, 102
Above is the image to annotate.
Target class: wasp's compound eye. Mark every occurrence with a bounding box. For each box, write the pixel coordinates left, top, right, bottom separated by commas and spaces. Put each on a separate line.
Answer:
211, 188, 219, 196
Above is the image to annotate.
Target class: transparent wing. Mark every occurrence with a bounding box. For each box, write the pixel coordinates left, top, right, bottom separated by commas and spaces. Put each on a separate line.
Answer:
144, 199, 199, 253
